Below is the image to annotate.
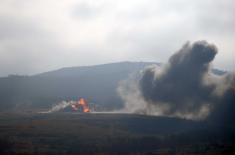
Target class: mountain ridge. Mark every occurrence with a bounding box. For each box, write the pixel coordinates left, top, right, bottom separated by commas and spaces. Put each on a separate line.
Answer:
0, 61, 226, 112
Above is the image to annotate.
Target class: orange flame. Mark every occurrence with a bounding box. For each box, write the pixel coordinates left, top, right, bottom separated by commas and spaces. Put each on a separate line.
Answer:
78, 98, 90, 112
71, 98, 90, 112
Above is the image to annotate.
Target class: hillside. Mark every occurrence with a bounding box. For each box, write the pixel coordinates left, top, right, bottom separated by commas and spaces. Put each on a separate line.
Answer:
0, 61, 225, 112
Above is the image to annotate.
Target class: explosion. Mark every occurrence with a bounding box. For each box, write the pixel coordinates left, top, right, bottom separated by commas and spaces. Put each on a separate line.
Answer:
118, 41, 235, 121
44, 97, 91, 113
71, 98, 90, 113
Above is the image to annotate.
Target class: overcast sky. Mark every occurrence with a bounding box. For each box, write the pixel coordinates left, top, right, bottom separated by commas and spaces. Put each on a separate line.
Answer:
0, 0, 234, 76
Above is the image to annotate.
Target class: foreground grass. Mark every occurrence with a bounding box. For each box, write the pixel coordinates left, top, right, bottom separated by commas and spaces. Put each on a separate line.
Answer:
0, 112, 234, 155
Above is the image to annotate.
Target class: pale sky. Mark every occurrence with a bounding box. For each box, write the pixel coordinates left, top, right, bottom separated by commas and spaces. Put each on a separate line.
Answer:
0, 0, 234, 76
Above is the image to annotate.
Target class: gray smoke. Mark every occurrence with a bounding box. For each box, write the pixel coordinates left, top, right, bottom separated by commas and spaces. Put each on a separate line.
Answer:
118, 41, 235, 120
40, 100, 75, 113
209, 74, 235, 124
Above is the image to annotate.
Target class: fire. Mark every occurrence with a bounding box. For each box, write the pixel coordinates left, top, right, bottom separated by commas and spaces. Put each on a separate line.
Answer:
71, 98, 90, 112
78, 98, 90, 112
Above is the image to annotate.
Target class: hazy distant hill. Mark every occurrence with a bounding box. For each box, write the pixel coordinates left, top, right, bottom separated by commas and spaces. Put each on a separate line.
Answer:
0, 61, 225, 112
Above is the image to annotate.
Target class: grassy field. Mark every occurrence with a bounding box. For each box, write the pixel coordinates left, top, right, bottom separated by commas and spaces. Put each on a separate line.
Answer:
0, 112, 234, 155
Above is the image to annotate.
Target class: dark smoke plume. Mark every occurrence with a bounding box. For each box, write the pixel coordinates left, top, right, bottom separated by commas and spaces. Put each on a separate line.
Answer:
140, 41, 217, 119
119, 41, 235, 120
209, 74, 235, 124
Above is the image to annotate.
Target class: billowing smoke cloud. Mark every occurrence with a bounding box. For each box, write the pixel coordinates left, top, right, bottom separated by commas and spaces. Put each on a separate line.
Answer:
140, 41, 217, 119
209, 74, 235, 124
118, 41, 235, 120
